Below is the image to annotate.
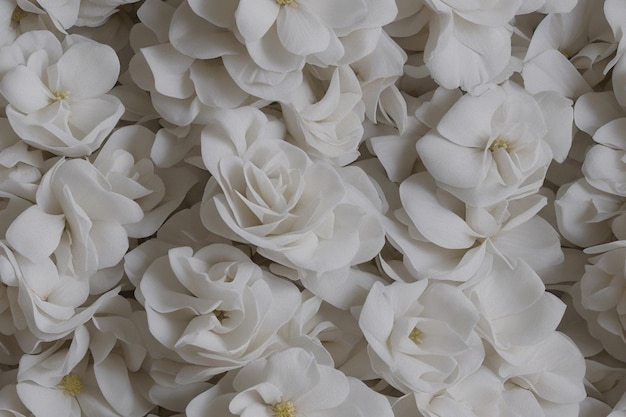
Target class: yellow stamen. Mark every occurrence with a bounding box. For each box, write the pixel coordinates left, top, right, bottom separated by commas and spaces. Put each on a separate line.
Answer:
60, 374, 83, 396
409, 327, 423, 344
276, 0, 297, 6
271, 400, 297, 417
489, 139, 510, 152
51, 91, 69, 102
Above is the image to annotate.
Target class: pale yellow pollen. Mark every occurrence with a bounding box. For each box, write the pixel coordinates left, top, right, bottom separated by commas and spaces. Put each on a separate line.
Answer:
60, 374, 83, 396
271, 400, 297, 417
276, 0, 297, 6
409, 327, 423, 344
489, 139, 510, 153
51, 91, 69, 102
11, 7, 28, 24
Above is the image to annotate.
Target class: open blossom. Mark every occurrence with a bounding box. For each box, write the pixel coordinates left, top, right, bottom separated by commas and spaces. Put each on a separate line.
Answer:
416, 82, 573, 207
385, 172, 563, 282
0, 31, 124, 157
185, 347, 394, 417
200, 107, 385, 275
359, 279, 484, 394
137, 244, 301, 383
574, 241, 626, 362
5, 157, 144, 277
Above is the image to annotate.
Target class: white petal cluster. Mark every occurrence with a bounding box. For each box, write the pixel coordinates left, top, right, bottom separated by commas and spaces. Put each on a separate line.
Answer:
1, 0, 626, 415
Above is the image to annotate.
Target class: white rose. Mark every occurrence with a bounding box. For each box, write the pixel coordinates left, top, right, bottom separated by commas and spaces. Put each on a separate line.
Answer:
200, 107, 385, 275
0, 31, 124, 157
359, 280, 484, 394
185, 347, 394, 417
137, 244, 301, 383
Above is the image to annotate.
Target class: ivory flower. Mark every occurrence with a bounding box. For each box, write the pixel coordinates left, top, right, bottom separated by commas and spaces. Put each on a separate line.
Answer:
137, 244, 301, 382
185, 347, 394, 417
359, 280, 484, 394
416, 82, 573, 207
200, 107, 385, 276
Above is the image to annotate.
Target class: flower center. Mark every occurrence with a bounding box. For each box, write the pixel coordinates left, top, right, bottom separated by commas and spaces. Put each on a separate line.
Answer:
60, 374, 83, 396
276, 0, 296, 5
51, 91, 69, 102
408, 327, 423, 344
214, 309, 228, 323
11, 7, 28, 24
271, 400, 297, 417
489, 139, 510, 152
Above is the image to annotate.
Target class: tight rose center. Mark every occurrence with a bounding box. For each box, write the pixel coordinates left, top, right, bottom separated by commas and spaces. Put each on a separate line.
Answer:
214, 309, 229, 323
489, 139, 510, 152
409, 327, 423, 344
60, 374, 83, 396
271, 400, 297, 417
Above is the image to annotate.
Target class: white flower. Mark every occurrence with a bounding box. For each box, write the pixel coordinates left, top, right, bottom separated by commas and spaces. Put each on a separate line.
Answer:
0, 118, 44, 202
419, 0, 521, 91
385, 172, 563, 282
582, 117, 626, 197
574, 240, 626, 362
464, 259, 566, 366
137, 244, 301, 382
200, 107, 385, 275
359, 280, 484, 394
16, 304, 155, 417
0, 31, 124, 157
555, 178, 626, 247
281, 65, 365, 166
92, 125, 199, 238
6, 157, 144, 276
185, 347, 394, 417
416, 82, 572, 207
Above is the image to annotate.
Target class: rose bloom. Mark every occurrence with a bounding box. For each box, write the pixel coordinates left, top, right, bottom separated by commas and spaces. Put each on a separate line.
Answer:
137, 244, 301, 383
200, 107, 385, 275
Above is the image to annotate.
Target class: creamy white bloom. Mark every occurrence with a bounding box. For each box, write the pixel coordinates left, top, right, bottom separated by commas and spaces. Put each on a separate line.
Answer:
385, 172, 563, 282
573, 241, 626, 362
185, 347, 394, 417
418, 0, 520, 91
200, 107, 385, 276
281, 65, 364, 166
0, 0, 52, 48
464, 259, 566, 366
393, 367, 506, 417
137, 244, 301, 382
93, 125, 199, 238
582, 117, 626, 198
359, 280, 484, 394
6, 157, 143, 278
0, 31, 124, 157
16, 304, 155, 417
556, 178, 626, 247
0, 118, 44, 202
0, 240, 119, 349
416, 82, 572, 207
523, 0, 612, 98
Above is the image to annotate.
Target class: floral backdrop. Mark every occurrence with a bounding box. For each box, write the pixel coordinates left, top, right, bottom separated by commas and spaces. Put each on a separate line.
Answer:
0, 0, 625, 416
